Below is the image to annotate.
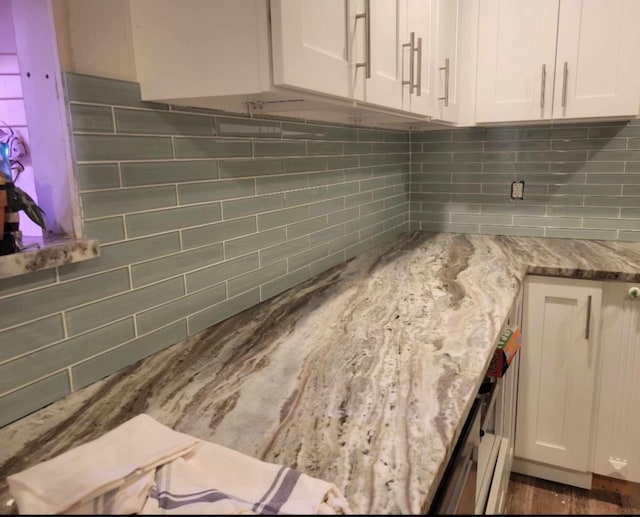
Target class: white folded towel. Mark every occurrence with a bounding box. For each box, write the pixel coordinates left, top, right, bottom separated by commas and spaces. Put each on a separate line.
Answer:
7, 414, 200, 514
6, 414, 352, 515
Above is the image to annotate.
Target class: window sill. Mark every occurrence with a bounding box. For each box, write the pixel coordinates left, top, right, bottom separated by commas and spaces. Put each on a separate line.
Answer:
0, 235, 100, 280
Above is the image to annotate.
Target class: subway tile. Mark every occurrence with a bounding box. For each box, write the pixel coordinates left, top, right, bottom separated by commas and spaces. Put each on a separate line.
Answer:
547, 206, 619, 218
411, 131, 453, 142
545, 228, 617, 240
480, 225, 544, 237
453, 151, 516, 163
360, 200, 385, 216
360, 177, 386, 191
410, 192, 451, 203
585, 196, 640, 208
281, 122, 357, 141
412, 212, 451, 223
260, 237, 309, 266
516, 150, 587, 162
345, 191, 373, 208
346, 167, 373, 180
485, 140, 551, 152
186, 253, 259, 292
284, 157, 328, 173
219, 158, 283, 178
84, 217, 126, 243
629, 138, 640, 149
587, 125, 630, 138
66, 277, 184, 335
182, 216, 257, 249
70, 104, 114, 133
75, 134, 173, 161
618, 231, 640, 242
484, 162, 550, 173
225, 228, 286, 258
0, 269, 130, 329
179, 178, 255, 204
215, 116, 280, 138
115, 108, 213, 135
261, 267, 311, 300
308, 170, 347, 187
174, 137, 252, 158
482, 183, 546, 196
288, 244, 329, 272
421, 203, 481, 214
72, 321, 187, 390
258, 206, 309, 231
137, 283, 227, 335
627, 162, 640, 173
0, 371, 70, 428
223, 193, 284, 219
65, 73, 167, 109
360, 221, 386, 239
228, 261, 287, 297
287, 216, 328, 239
419, 222, 479, 233
343, 142, 373, 154
327, 155, 359, 170
255, 173, 309, 195
582, 218, 640, 231
76, 163, 120, 191
0, 268, 57, 298
452, 214, 512, 225
0, 319, 135, 394
422, 141, 484, 153
345, 239, 376, 260
309, 198, 344, 217
0, 315, 65, 363
550, 161, 624, 173
286, 186, 337, 207
513, 216, 581, 228
621, 208, 640, 219
131, 243, 224, 287
480, 204, 546, 216
188, 289, 260, 335
589, 150, 640, 162
421, 183, 481, 194
309, 252, 346, 277
623, 185, 640, 196
307, 141, 343, 155
121, 160, 219, 186
552, 138, 626, 150
328, 232, 360, 254
254, 140, 306, 157
59, 232, 181, 281
81, 186, 177, 218
309, 225, 345, 247
551, 184, 621, 196
126, 202, 222, 237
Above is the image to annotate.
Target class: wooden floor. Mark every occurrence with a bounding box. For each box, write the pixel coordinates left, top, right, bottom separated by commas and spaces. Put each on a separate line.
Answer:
504, 473, 640, 514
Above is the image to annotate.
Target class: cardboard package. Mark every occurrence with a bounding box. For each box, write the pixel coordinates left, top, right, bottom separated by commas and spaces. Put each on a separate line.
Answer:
486, 325, 522, 378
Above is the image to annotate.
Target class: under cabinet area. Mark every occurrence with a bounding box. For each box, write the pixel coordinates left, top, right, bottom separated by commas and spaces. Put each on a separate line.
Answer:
475, 0, 640, 124
513, 275, 640, 493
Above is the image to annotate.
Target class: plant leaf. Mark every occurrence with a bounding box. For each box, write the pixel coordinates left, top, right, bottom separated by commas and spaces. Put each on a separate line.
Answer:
7, 185, 46, 229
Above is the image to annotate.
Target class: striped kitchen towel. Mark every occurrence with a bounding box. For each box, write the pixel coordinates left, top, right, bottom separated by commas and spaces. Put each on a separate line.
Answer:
140, 440, 352, 515
7, 414, 352, 515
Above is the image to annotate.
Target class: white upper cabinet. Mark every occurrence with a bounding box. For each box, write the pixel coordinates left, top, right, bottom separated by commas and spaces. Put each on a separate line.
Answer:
270, 0, 363, 102
475, 0, 559, 123
475, 0, 640, 124
553, 0, 640, 120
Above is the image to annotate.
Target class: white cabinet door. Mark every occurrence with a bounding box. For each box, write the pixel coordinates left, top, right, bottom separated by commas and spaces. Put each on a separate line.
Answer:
593, 282, 640, 483
270, 0, 363, 101
475, 0, 558, 123
516, 276, 602, 473
364, 0, 405, 110
403, 0, 432, 115
553, 0, 640, 120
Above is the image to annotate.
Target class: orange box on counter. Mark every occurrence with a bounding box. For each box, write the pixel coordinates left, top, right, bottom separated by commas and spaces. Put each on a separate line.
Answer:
486, 325, 521, 378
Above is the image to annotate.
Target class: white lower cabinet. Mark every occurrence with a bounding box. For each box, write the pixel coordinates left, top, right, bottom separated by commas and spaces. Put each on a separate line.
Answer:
592, 282, 640, 483
514, 275, 603, 487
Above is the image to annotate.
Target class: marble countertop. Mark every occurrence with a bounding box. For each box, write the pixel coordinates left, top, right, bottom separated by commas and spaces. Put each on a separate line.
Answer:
2, 231, 640, 514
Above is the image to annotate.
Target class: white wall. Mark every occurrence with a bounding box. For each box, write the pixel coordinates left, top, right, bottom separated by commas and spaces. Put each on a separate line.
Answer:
52, 0, 138, 81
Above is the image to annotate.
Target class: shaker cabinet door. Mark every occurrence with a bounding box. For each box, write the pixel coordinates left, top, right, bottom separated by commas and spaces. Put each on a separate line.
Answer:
553, 0, 640, 120
593, 282, 640, 483
475, 0, 559, 123
270, 0, 363, 101
516, 276, 602, 473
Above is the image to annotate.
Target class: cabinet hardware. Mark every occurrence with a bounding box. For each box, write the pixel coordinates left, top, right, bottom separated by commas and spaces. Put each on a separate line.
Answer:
402, 32, 416, 94
540, 64, 546, 109
561, 61, 568, 109
585, 294, 592, 339
415, 37, 422, 96
439, 58, 450, 107
355, 0, 371, 79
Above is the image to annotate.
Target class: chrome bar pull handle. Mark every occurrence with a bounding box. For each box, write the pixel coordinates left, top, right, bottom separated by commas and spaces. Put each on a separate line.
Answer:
415, 36, 422, 96
585, 295, 592, 339
438, 58, 450, 107
540, 64, 546, 109
561, 61, 568, 108
355, 0, 371, 78
402, 32, 415, 94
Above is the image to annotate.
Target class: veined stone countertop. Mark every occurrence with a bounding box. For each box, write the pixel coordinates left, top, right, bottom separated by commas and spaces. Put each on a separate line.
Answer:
2, 232, 640, 514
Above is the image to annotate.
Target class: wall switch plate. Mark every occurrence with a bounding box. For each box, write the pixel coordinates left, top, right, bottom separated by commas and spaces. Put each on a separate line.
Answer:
510, 180, 525, 200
